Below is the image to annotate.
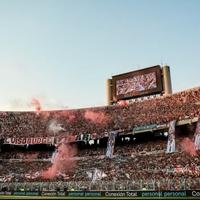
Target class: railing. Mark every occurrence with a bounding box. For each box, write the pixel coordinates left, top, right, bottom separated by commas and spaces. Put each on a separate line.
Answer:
0, 178, 200, 191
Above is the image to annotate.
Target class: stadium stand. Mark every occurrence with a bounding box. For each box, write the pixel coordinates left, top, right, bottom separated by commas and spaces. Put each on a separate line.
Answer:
0, 87, 200, 139
0, 87, 200, 191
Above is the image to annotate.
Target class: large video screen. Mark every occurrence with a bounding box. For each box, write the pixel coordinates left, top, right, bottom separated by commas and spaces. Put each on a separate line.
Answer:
112, 65, 163, 100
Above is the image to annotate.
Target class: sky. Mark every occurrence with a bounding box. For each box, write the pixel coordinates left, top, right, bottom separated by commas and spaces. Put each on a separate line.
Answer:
0, 0, 200, 111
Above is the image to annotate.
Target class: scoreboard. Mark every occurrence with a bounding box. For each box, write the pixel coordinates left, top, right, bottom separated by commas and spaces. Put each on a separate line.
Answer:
112, 65, 163, 100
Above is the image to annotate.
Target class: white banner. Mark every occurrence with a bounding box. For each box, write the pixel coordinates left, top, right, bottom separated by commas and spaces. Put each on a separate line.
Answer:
195, 118, 200, 150
166, 120, 176, 153
4, 137, 55, 145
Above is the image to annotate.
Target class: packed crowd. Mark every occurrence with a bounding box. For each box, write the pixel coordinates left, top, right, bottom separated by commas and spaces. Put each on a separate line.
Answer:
0, 152, 199, 190
0, 87, 200, 191
0, 87, 200, 140
0, 138, 165, 160
0, 151, 52, 160
0, 136, 199, 190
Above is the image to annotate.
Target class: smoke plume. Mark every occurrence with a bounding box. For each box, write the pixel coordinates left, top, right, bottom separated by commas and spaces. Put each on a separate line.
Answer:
31, 98, 42, 113
42, 143, 77, 179
54, 111, 76, 123
48, 120, 65, 134
84, 110, 109, 124
180, 138, 197, 157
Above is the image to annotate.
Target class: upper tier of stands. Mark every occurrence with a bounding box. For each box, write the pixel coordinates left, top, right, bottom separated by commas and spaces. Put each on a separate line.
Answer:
0, 87, 200, 139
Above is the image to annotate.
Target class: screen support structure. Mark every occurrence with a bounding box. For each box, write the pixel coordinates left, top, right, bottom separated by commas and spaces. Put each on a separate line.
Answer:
162, 65, 172, 96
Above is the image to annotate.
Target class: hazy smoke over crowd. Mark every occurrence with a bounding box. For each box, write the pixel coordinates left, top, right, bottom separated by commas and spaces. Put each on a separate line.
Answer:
7, 97, 68, 112
54, 111, 76, 123
180, 138, 197, 157
42, 143, 77, 179
84, 110, 109, 124
48, 120, 65, 134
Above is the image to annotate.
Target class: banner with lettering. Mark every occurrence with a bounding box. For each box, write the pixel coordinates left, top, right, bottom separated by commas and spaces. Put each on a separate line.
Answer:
4, 137, 55, 145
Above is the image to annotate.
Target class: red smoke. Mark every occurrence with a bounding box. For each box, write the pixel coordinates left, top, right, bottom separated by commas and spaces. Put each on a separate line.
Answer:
118, 100, 129, 107
68, 114, 76, 122
40, 111, 51, 119
180, 138, 197, 157
31, 98, 42, 113
42, 143, 77, 179
60, 111, 76, 123
84, 110, 109, 124
53, 111, 76, 123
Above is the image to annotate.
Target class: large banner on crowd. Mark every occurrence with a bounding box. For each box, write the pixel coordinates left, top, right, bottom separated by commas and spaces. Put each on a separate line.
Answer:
87, 168, 107, 183
166, 120, 176, 153
4, 137, 55, 145
194, 117, 200, 150
106, 131, 116, 159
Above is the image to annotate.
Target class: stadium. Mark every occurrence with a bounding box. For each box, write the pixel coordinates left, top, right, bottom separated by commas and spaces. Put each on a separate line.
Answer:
0, 65, 200, 199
